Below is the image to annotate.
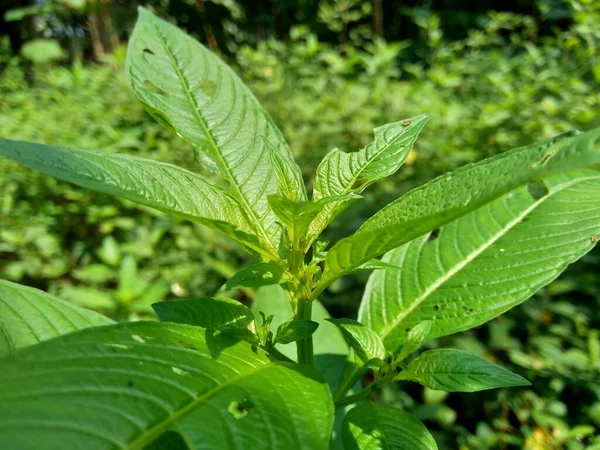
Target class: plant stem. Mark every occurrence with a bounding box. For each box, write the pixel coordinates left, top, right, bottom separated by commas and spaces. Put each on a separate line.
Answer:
296, 299, 314, 365
334, 384, 376, 409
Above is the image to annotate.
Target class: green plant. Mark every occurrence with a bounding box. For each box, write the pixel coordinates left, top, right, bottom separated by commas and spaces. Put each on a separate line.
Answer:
1, 8, 600, 449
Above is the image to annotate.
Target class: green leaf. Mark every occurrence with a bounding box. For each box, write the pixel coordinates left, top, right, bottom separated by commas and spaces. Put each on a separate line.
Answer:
127, 7, 304, 249
342, 402, 437, 450
395, 349, 530, 392
0, 322, 334, 449
0, 280, 113, 359
152, 297, 255, 331
326, 318, 385, 363
310, 115, 430, 238
0, 139, 271, 258
347, 259, 400, 275
360, 171, 600, 351
225, 262, 285, 290
268, 194, 359, 246
321, 128, 600, 284
264, 137, 306, 202
397, 321, 432, 362
274, 320, 319, 345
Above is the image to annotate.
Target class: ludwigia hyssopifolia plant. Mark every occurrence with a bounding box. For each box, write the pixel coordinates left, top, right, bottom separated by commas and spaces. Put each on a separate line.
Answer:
0, 8, 599, 450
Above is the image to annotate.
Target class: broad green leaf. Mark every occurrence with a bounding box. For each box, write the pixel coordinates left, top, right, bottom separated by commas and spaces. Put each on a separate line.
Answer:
360, 171, 600, 351
0, 322, 334, 449
225, 262, 285, 290
0, 280, 113, 359
152, 297, 255, 331
395, 349, 530, 392
274, 320, 319, 345
397, 321, 432, 362
0, 140, 271, 258
127, 8, 304, 248
321, 128, 600, 284
310, 115, 430, 239
327, 318, 385, 363
342, 402, 437, 450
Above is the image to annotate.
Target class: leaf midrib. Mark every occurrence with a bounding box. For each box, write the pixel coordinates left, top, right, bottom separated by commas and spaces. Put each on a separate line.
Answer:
376, 174, 600, 344
148, 17, 276, 253
126, 361, 281, 450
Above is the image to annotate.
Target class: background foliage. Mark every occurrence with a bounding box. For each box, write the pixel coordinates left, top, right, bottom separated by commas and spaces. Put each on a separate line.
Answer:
1, 0, 599, 448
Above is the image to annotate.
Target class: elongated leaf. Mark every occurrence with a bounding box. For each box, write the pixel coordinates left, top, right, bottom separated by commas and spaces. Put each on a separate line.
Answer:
397, 321, 432, 362
152, 297, 255, 330
321, 128, 600, 284
342, 402, 437, 450
0, 280, 113, 359
360, 171, 600, 351
396, 349, 530, 392
327, 319, 385, 363
274, 320, 319, 345
310, 115, 430, 238
0, 322, 334, 449
225, 262, 285, 290
264, 137, 306, 202
127, 8, 304, 248
0, 140, 271, 258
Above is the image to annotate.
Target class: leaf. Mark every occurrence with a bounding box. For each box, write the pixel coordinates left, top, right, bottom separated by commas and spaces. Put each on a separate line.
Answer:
268, 194, 359, 246
347, 259, 400, 275
341, 402, 437, 450
225, 262, 285, 290
0, 139, 271, 258
397, 321, 432, 362
152, 297, 255, 331
321, 128, 600, 284
274, 320, 319, 345
310, 115, 431, 238
359, 171, 600, 351
0, 280, 113, 359
395, 349, 530, 392
127, 7, 304, 248
264, 137, 306, 202
326, 318, 385, 363
0, 322, 334, 449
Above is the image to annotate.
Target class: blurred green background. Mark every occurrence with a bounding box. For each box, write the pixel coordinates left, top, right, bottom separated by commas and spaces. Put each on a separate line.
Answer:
1, 0, 599, 448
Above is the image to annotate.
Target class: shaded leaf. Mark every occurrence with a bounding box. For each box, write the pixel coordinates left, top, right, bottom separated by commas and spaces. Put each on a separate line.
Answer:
342, 402, 437, 450
327, 318, 385, 363
274, 320, 319, 345
225, 262, 285, 290
0, 280, 113, 359
0, 322, 334, 449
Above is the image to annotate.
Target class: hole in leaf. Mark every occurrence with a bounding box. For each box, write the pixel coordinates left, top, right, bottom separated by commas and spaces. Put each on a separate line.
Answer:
462, 306, 469, 312
199, 80, 217, 96
142, 48, 155, 55
228, 399, 254, 419
433, 305, 440, 311
427, 228, 441, 242
395, 366, 402, 374
127, 380, 134, 387
146, 430, 188, 450
527, 180, 549, 201
405, 328, 411, 333
469, 308, 474, 313
143, 80, 169, 97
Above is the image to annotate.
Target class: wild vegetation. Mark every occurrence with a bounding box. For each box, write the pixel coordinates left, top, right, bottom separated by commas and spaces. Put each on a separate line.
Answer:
1, 1, 599, 448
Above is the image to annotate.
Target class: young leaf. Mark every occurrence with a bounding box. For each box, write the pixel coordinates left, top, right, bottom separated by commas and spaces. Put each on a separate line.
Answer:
0, 280, 113, 359
397, 321, 433, 362
225, 262, 285, 290
0, 322, 334, 449
320, 128, 600, 284
0, 140, 273, 259
327, 318, 385, 363
264, 137, 306, 202
274, 320, 319, 345
152, 297, 255, 330
342, 402, 437, 450
310, 115, 431, 239
395, 349, 530, 392
127, 7, 304, 248
360, 171, 600, 351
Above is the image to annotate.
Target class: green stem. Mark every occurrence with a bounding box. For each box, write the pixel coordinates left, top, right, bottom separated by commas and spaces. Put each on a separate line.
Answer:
296, 299, 314, 365
334, 383, 376, 409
